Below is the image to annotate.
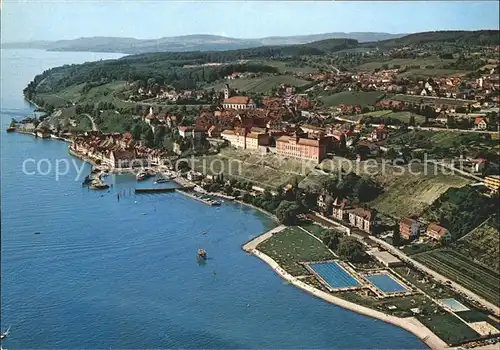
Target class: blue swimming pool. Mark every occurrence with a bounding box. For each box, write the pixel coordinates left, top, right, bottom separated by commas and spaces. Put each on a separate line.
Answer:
366, 273, 408, 293
440, 298, 470, 312
309, 262, 360, 289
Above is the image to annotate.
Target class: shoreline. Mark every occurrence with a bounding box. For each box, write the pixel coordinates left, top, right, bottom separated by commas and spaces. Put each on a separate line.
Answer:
241, 231, 448, 350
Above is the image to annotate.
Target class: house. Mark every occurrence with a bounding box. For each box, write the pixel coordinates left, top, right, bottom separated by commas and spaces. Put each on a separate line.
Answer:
275, 135, 327, 164
399, 217, 421, 241
186, 171, 203, 181
332, 197, 349, 221
474, 117, 489, 130
35, 126, 51, 138
484, 175, 500, 193
221, 128, 269, 150
107, 150, 142, 168
166, 115, 178, 128
425, 223, 451, 242
222, 96, 256, 110
178, 126, 206, 139
370, 124, 389, 141
208, 125, 221, 138
348, 206, 376, 234
317, 193, 333, 214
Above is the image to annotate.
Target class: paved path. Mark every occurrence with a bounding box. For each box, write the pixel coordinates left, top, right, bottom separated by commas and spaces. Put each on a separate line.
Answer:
370, 236, 500, 316
83, 113, 98, 131
242, 225, 286, 251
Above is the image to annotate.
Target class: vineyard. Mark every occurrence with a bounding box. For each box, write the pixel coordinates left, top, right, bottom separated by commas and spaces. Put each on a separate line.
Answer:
414, 250, 500, 307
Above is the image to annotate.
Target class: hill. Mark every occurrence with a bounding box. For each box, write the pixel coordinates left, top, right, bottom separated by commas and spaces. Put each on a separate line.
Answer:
3, 32, 404, 54
363, 30, 500, 48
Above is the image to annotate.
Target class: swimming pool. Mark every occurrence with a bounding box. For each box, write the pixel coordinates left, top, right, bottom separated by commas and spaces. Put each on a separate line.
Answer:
440, 298, 470, 312
366, 273, 408, 293
309, 262, 361, 289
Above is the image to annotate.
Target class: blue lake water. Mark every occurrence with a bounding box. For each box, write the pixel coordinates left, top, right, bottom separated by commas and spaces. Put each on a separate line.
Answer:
310, 262, 361, 289
366, 273, 409, 294
0, 49, 427, 349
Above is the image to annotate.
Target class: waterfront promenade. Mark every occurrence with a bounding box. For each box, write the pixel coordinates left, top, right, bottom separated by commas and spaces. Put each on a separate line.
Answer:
244, 243, 448, 350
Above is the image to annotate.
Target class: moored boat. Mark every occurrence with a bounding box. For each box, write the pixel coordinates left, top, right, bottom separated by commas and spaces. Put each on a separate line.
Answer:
197, 248, 207, 260
6, 127, 15, 132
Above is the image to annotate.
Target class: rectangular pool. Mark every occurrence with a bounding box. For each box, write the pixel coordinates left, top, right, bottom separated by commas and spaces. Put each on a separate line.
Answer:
440, 298, 470, 312
309, 262, 360, 289
366, 273, 408, 293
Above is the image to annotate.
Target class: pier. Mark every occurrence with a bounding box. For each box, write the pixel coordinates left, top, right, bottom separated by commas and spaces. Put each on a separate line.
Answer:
176, 189, 221, 206
134, 188, 178, 194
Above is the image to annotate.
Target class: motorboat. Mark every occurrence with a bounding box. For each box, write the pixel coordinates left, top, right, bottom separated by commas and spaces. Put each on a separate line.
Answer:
154, 178, 169, 184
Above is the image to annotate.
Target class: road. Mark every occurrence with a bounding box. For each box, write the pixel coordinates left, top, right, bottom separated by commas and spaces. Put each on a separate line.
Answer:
334, 116, 498, 135
370, 236, 500, 316
425, 160, 485, 182
83, 113, 98, 131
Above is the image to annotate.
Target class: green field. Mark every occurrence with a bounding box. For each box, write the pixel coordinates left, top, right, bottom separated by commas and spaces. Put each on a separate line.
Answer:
356, 57, 456, 71
347, 110, 427, 124
414, 249, 500, 307
207, 75, 310, 93
398, 69, 468, 79
320, 91, 385, 107
252, 60, 319, 74
453, 220, 500, 273
417, 313, 480, 345
191, 148, 315, 189
257, 226, 334, 276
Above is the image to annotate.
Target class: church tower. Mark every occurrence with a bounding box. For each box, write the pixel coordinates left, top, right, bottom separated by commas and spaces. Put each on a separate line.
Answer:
223, 84, 230, 100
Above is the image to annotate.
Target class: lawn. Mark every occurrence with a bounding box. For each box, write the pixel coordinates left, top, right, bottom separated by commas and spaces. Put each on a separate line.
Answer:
206, 75, 310, 93
414, 250, 500, 307
257, 226, 335, 276
417, 313, 480, 345
320, 91, 386, 107
356, 110, 427, 124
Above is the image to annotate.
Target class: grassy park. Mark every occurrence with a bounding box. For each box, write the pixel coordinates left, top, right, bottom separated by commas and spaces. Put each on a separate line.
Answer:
319, 91, 385, 107
206, 75, 310, 93
256, 226, 334, 276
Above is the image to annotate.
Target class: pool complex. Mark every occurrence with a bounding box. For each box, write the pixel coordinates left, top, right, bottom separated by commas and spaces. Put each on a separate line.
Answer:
309, 262, 361, 289
365, 273, 408, 293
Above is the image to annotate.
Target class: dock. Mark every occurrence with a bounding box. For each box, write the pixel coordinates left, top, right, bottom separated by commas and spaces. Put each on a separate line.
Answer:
176, 189, 221, 206
134, 188, 178, 194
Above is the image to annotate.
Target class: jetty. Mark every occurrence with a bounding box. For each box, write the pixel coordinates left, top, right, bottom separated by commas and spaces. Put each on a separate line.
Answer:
176, 189, 221, 206
134, 188, 177, 194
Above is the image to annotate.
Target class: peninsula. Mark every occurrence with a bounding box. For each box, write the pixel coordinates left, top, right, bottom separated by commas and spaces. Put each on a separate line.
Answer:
13, 29, 500, 350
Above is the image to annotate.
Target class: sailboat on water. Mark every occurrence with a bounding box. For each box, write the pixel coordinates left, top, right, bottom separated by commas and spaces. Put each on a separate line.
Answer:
0, 325, 10, 340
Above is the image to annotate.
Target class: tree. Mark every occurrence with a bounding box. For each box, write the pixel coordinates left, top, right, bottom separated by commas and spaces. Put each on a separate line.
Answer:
408, 114, 416, 126
131, 124, 142, 140
323, 230, 343, 250
337, 236, 365, 262
143, 127, 154, 147
275, 200, 302, 226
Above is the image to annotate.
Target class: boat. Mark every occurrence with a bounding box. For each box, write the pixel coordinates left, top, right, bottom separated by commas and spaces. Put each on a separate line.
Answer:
197, 248, 207, 260
1, 326, 10, 340
154, 178, 169, 184
90, 182, 110, 190
136, 170, 147, 181
6, 127, 15, 133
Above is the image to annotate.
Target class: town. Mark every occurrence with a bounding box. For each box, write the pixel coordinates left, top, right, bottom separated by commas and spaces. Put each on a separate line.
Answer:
9, 30, 500, 349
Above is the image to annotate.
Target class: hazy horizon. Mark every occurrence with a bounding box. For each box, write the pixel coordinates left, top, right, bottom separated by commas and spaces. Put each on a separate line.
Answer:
1, 1, 499, 43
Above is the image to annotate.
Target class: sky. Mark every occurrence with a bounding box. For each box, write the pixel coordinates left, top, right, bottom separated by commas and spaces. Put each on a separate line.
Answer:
1, 1, 499, 43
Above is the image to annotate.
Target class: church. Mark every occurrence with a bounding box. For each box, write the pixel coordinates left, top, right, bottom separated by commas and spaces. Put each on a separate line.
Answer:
221, 84, 256, 110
